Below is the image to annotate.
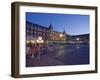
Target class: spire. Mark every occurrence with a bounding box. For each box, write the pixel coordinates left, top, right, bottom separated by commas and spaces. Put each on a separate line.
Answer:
63, 29, 66, 34
48, 23, 53, 30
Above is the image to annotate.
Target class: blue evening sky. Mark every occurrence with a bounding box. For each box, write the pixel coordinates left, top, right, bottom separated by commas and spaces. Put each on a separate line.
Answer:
26, 12, 89, 35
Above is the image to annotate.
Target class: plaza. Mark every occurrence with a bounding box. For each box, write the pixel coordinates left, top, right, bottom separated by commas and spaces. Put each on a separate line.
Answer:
26, 43, 89, 67
26, 20, 89, 67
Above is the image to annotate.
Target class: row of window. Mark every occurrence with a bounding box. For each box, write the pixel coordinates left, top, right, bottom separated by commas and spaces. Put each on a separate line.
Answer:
26, 25, 62, 34
26, 29, 62, 36
26, 24, 66, 41
26, 34, 66, 41
26, 25, 48, 32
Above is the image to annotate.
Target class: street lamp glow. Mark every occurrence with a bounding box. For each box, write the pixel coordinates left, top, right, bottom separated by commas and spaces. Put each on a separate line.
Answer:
60, 34, 63, 37
40, 40, 44, 43
38, 37, 42, 40
26, 40, 30, 44
31, 40, 35, 43
76, 38, 80, 41
36, 39, 39, 43
36, 38, 44, 43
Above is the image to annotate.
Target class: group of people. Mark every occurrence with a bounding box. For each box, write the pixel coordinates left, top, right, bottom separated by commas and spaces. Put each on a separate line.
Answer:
26, 43, 48, 58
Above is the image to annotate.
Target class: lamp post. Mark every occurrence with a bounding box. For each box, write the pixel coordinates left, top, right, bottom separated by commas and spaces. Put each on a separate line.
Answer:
31, 40, 35, 44
36, 37, 44, 59
30, 40, 36, 58
76, 38, 79, 41
26, 39, 36, 58
59, 34, 63, 44
60, 34, 63, 38
26, 40, 30, 44
76, 38, 80, 49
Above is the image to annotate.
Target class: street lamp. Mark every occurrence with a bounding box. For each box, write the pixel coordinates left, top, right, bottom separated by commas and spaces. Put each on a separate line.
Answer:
76, 38, 80, 49
59, 34, 64, 43
26, 39, 36, 44
60, 34, 63, 37
36, 37, 44, 59
76, 38, 80, 41
26, 40, 30, 44
38, 37, 42, 40
31, 40, 35, 44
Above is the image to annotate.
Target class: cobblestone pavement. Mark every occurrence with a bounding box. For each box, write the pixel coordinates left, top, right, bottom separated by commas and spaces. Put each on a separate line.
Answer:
26, 43, 89, 67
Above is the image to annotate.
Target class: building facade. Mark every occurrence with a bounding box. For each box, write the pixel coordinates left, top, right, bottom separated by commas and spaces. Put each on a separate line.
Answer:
26, 21, 67, 44
70, 34, 89, 43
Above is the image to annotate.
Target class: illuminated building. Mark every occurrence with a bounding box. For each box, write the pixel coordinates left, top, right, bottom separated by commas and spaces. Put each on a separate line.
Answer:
26, 21, 67, 44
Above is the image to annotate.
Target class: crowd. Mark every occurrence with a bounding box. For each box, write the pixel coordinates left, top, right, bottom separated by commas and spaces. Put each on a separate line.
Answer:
26, 43, 55, 59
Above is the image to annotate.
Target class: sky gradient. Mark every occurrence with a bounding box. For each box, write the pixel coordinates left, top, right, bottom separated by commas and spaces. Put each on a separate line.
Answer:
26, 12, 89, 35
